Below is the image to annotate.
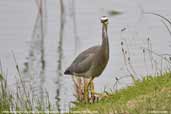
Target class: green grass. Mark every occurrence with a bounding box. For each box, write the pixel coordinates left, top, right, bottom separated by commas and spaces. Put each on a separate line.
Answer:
71, 72, 171, 114
1, 70, 171, 114
0, 72, 53, 114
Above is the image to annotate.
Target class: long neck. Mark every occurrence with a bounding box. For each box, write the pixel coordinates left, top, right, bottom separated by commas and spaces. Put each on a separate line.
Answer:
101, 24, 109, 55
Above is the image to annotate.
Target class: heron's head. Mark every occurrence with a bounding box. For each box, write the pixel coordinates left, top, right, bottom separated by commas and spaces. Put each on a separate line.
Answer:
101, 16, 108, 26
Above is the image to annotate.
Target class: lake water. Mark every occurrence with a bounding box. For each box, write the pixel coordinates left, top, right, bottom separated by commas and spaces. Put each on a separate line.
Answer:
0, 0, 171, 112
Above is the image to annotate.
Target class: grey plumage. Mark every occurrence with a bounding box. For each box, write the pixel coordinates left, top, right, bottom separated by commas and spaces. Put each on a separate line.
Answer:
64, 16, 109, 79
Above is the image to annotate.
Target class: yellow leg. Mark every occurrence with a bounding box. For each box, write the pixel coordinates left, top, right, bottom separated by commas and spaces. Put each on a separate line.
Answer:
84, 79, 89, 103
90, 79, 95, 97
90, 79, 97, 103
87, 77, 96, 103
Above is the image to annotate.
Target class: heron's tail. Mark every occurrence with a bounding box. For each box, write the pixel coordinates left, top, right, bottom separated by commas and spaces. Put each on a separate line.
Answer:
64, 68, 73, 75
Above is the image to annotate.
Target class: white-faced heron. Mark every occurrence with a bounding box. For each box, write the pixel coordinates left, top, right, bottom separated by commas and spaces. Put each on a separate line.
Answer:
64, 16, 109, 103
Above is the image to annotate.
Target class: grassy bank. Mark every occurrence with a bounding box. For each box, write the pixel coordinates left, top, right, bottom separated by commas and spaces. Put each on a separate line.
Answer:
0, 73, 52, 114
1, 71, 171, 114
72, 73, 171, 114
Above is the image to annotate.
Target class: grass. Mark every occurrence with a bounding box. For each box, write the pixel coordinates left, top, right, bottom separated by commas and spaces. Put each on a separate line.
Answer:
0, 72, 53, 114
1, 67, 171, 114
2, 66, 171, 114
71, 72, 171, 114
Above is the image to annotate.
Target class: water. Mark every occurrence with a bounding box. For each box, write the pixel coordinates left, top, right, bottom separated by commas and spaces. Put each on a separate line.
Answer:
0, 0, 171, 111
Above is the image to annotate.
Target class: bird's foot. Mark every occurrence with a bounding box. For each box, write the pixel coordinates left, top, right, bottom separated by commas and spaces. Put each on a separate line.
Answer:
88, 80, 108, 103
89, 92, 109, 103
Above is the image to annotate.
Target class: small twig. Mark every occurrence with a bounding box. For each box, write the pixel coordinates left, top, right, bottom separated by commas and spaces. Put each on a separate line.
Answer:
147, 38, 154, 70
161, 20, 171, 38
144, 12, 171, 26
143, 49, 149, 76
11, 51, 32, 109
141, 47, 171, 65
128, 57, 138, 78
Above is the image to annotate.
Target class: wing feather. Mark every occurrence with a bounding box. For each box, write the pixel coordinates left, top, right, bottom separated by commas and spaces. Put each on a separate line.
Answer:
68, 46, 100, 74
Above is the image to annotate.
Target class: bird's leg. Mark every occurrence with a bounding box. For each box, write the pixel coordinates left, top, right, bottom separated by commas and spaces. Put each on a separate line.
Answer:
87, 77, 96, 103
83, 79, 89, 103
88, 77, 109, 103
91, 80, 97, 103
89, 78, 95, 98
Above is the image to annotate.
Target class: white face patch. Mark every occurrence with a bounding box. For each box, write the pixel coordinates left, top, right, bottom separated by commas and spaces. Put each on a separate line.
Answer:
101, 16, 108, 23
